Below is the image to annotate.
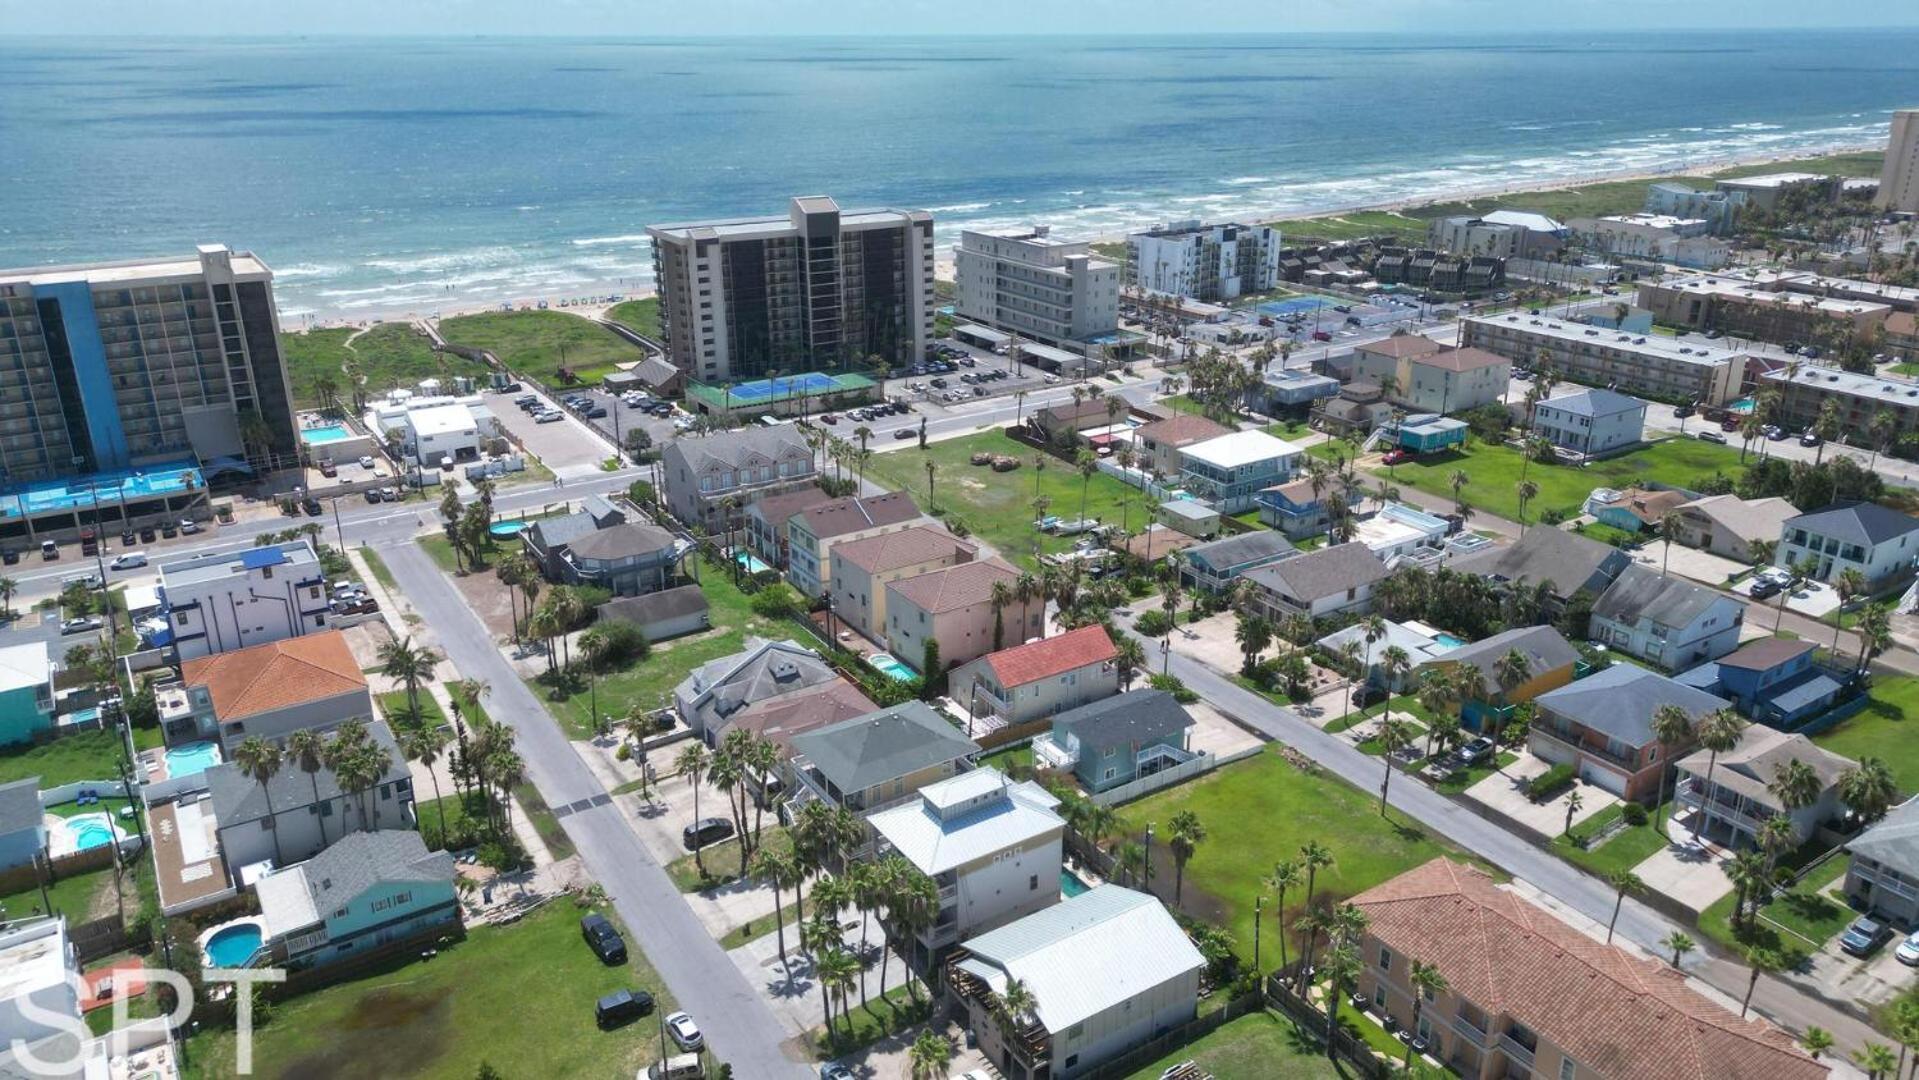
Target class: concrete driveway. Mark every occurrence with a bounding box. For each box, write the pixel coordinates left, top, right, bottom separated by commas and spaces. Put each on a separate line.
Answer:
1630, 837, 1735, 913
1731, 574, 1841, 619
1629, 544, 1748, 589
1802, 929, 1917, 1011
1186, 701, 1264, 759
1463, 749, 1616, 837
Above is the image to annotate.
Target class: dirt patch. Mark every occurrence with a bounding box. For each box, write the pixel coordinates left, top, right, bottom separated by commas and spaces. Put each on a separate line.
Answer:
339, 621, 396, 670
280, 984, 453, 1080
448, 566, 519, 639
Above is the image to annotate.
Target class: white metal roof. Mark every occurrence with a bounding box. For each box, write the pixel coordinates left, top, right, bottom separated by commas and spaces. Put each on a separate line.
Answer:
1179, 429, 1302, 469
1481, 210, 1566, 233
256, 865, 321, 938
955, 885, 1204, 1034
406, 402, 479, 438
0, 643, 51, 696
866, 769, 1062, 875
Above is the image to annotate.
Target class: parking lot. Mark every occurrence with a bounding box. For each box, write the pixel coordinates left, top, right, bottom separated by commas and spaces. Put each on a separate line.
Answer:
489, 387, 618, 479
553, 385, 686, 458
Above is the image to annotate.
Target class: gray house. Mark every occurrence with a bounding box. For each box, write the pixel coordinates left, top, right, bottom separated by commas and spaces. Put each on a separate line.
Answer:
673, 637, 843, 741
559, 522, 682, 597
661, 428, 816, 534
1590, 565, 1745, 673
1847, 795, 1919, 924
788, 702, 981, 814
1179, 531, 1297, 593
597, 585, 710, 642
521, 494, 627, 581
1038, 690, 1195, 794
1452, 526, 1632, 602
1532, 387, 1647, 456
0, 778, 45, 872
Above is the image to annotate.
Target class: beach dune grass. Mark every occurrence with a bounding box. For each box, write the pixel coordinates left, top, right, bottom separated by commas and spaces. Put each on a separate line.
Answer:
281, 323, 487, 409
605, 297, 662, 340
438, 309, 641, 387
860, 429, 1153, 570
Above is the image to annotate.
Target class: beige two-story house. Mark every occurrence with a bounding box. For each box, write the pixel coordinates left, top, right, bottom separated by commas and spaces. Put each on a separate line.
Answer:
885, 558, 1035, 674
829, 525, 978, 643
947, 624, 1120, 728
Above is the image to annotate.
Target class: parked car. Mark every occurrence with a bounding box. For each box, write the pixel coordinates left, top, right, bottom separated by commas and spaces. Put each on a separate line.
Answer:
682, 817, 734, 851
61, 616, 104, 635
536, 411, 564, 424
665, 1011, 704, 1051
1840, 915, 1893, 957
819, 1065, 856, 1080
894, 428, 915, 440
360, 455, 377, 468
1695, 431, 1728, 444
1381, 449, 1414, 465
649, 1054, 706, 1080
138, 528, 156, 543
1896, 930, 1919, 966
366, 489, 384, 504
595, 988, 655, 1029
109, 552, 147, 571
179, 518, 203, 534
301, 499, 324, 517
580, 913, 628, 964
1673, 405, 1694, 419
1747, 578, 1781, 600
1799, 431, 1822, 447
1457, 737, 1496, 765
39, 540, 57, 560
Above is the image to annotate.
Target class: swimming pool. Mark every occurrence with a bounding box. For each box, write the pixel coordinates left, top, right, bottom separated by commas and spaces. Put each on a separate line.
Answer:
300, 424, 353, 445
62, 813, 117, 853
867, 653, 918, 682
1060, 869, 1091, 898
1435, 633, 1467, 649
734, 550, 773, 575
164, 741, 222, 779
489, 520, 528, 538
204, 923, 264, 968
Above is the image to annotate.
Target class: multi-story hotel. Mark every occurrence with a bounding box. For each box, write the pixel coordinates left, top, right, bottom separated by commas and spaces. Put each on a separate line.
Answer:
647, 196, 935, 386
0, 244, 299, 486
1761, 363, 1919, 447
954, 226, 1120, 348
1636, 269, 1900, 347
1124, 221, 1281, 302
1879, 108, 1919, 214
1459, 313, 1743, 405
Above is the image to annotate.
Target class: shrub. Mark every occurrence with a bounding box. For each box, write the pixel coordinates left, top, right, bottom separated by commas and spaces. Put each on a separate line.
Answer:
614, 742, 632, 762
1149, 673, 1199, 704
1621, 802, 1649, 826
750, 583, 804, 619
1527, 763, 1576, 802
1134, 610, 1173, 637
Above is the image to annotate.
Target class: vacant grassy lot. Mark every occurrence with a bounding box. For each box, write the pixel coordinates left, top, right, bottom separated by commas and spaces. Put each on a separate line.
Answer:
605, 297, 662, 340
438, 310, 642, 387
1113, 745, 1473, 962
0, 729, 126, 788
1699, 852, 1854, 956
1275, 210, 1427, 242
281, 323, 489, 409
1378, 437, 1744, 524
1125, 1010, 1353, 1080
862, 429, 1152, 569
186, 901, 675, 1080
1813, 676, 1919, 794
534, 565, 781, 739
1551, 802, 1671, 878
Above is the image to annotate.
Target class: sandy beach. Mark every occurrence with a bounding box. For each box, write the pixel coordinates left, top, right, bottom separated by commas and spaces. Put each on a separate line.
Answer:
291, 139, 1879, 332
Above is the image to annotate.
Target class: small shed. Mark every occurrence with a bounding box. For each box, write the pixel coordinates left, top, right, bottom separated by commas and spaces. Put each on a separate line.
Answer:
1397, 416, 1469, 452
602, 370, 641, 393
1157, 499, 1222, 538
597, 585, 711, 642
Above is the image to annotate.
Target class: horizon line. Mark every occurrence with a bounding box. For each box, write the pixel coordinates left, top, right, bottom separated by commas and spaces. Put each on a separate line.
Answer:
6, 26, 1919, 40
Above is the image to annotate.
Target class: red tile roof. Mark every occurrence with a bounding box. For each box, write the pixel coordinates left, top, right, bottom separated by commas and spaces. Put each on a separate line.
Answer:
983, 625, 1118, 688
182, 630, 367, 723
1352, 860, 1825, 1080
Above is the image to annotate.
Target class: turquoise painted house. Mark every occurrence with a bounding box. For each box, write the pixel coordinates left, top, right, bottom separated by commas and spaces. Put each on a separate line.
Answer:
255, 830, 459, 969
0, 643, 56, 747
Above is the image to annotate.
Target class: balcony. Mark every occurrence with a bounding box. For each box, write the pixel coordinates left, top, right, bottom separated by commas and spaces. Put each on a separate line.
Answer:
1852, 862, 1919, 902
1450, 1012, 1490, 1047
1496, 1034, 1536, 1069
1532, 725, 1636, 771
1676, 777, 1774, 834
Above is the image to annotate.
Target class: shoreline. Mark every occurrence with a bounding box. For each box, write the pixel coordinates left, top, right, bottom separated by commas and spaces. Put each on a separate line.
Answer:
287, 138, 1880, 331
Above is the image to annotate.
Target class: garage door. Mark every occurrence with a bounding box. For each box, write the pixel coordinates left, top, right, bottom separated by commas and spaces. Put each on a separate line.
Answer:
1531, 737, 1574, 767
1579, 759, 1628, 797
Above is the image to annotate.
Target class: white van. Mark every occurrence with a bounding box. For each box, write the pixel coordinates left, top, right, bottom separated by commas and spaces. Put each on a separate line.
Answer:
109, 552, 147, 571
643, 1054, 704, 1080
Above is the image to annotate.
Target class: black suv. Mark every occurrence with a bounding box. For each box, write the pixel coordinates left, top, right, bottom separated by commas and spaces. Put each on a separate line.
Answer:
595, 987, 655, 1028
682, 817, 735, 851
580, 912, 628, 964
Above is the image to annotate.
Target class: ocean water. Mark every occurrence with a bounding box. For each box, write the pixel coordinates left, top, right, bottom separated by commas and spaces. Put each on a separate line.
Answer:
0, 32, 1912, 318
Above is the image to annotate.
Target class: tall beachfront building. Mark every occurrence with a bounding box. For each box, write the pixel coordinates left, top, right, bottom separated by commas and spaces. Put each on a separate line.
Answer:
954, 226, 1120, 347
0, 245, 298, 483
1879, 108, 1919, 214
1125, 221, 1281, 302
648, 196, 935, 385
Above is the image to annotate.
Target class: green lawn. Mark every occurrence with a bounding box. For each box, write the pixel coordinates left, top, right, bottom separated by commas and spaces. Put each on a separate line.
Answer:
183, 902, 676, 1080
377, 690, 447, 731
280, 323, 488, 409
1551, 803, 1672, 878
810, 983, 929, 1058
1263, 419, 1314, 440
604, 297, 661, 341
0, 729, 127, 788
437, 310, 642, 388
532, 565, 782, 739
979, 743, 1036, 777
359, 545, 399, 593
1813, 677, 1919, 795
414, 791, 489, 851
1376, 438, 1744, 524
862, 429, 1155, 569
0, 863, 110, 924
1112, 744, 1478, 963
1700, 853, 1854, 955
1573, 521, 1644, 548
1125, 1009, 1357, 1080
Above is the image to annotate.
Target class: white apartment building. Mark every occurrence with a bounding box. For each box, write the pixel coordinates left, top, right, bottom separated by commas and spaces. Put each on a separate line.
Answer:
1644, 181, 1744, 234
369, 393, 502, 466
1762, 364, 1919, 445
1571, 215, 1732, 269
866, 767, 1064, 966
1124, 221, 1280, 301
1880, 109, 1919, 214
160, 540, 330, 660
955, 226, 1119, 347
648, 196, 935, 385
1460, 313, 1743, 406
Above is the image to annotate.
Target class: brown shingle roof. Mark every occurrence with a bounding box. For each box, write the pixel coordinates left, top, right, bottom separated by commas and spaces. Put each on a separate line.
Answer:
834, 525, 975, 574
984, 625, 1117, 688
748, 487, 836, 530
888, 558, 1020, 614
1359, 334, 1446, 359
1353, 860, 1825, 1080
725, 679, 879, 751
1119, 525, 1201, 560
1136, 414, 1232, 449
1420, 346, 1510, 373
182, 630, 367, 724
1716, 636, 1816, 672
1617, 488, 1690, 526
798, 491, 921, 539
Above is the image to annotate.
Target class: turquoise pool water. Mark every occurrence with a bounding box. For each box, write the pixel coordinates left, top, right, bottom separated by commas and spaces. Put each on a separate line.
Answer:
490, 520, 528, 538
165, 741, 221, 779
1435, 633, 1467, 649
63, 814, 115, 852
868, 653, 918, 682
1061, 870, 1090, 898
300, 424, 352, 445
734, 550, 772, 575
204, 924, 263, 968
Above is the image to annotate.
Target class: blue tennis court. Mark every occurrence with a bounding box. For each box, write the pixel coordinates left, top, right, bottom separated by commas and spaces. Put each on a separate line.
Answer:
1257, 295, 1336, 317
726, 372, 844, 402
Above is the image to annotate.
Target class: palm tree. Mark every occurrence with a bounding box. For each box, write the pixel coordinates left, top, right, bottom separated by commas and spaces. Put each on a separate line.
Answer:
815, 945, 860, 1039
1741, 946, 1783, 1018
377, 635, 440, 721
923, 459, 937, 510
1377, 716, 1416, 816
1075, 448, 1098, 523
1319, 944, 1361, 1062
1405, 960, 1448, 1069
1755, 814, 1796, 880
1839, 757, 1899, 824
751, 847, 802, 970
0, 577, 16, 620
1300, 840, 1334, 913
1659, 511, 1684, 577
1515, 479, 1540, 532
525, 606, 561, 674
286, 728, 330, 845
402, 724, 452, 847
1233, 613, 1272, 677
232, 737, 286, 866
1115, 840, 1150, 889
1167, 810, 1206, 905
1267, 859, 1302, 974
1856, 1042, 1900, 1080
1662, 929, 1696, 967
994, 977, 1038, 1043
1605, 870, 1642, 944
675, 742, 712, 878
1649, 704, 1694, 835
1563, 788, 1584, 836
989, 579, 1013, 652
1767, 758, 1821, 824
1834, 567, 1868, 652
1869, 409, 1897, 470
1489, 649, 1532, 741
1690, 709, 1744, 841
907, 1032, 953, 1080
